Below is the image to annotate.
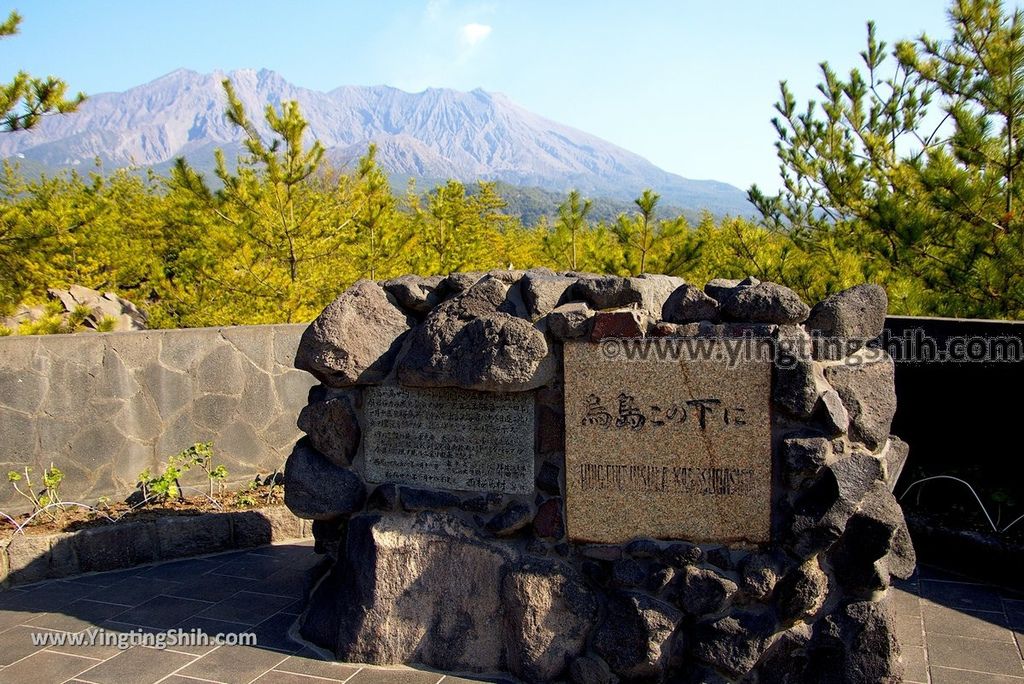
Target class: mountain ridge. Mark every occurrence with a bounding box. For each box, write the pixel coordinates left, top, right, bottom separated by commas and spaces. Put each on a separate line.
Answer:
0, 68, 752, 216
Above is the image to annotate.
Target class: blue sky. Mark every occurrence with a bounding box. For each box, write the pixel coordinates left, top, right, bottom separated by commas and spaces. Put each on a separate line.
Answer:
0, 1, 954, 192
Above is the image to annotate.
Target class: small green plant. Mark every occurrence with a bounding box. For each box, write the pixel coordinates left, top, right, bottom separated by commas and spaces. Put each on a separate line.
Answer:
136, 442, 226, 504
0, 324, 12, 336
94, 315, 118, 332
7, 463, 66, 522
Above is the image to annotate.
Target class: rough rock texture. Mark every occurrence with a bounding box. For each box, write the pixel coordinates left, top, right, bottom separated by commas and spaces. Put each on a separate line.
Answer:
594, 592, 682, 681
296, 280, 414, 386
721, 282, 810, 324
662, 284, 720, 323
704, 277, 759, 302
806, 598, 903, 684
4, 284, 150, 333
589, 309, 650, 340
521, 271, 578, 318
283, 270, 914, 684
283, 440, 366, 520
546, 302, 595, 339
806, 284, 888, 341
303, 512, 596, 682
502, 558, 598, 681
823, 351, 897, 450
296, 390, 359, 466
397, 278, 555, 391
673, 566, 738, 616
574, 274, 685, 316
383, 275, 443, 315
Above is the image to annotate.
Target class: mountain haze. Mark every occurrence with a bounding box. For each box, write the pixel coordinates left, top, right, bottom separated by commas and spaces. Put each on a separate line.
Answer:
0, 68, 752, 215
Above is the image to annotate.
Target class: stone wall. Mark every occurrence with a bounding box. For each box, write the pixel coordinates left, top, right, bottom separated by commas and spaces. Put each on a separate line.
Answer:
0, 324, 313, 513
286, 270, 915, 684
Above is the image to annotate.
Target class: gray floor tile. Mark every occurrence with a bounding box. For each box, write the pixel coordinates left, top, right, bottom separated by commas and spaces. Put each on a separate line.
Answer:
209, 554, 289, 580
0, 649, 97, 684
197, 591, 295, 625
249, 611, 303, 653
275, 653, 362, 680
176, 644, 289, 684
922, 580, 1005, 613
896, 612, 926, 647
923, 603, 1016, 642
348, 668, 444, 684
83, 577, 185, 607
930, 665, 1024, 683
108, 595, 212, 629
0, 625, 45, 666
902, 644, 929, 683
161, 572, 260, 603
26, 598, 130, 634
927, 632, 1024, 677
892, 586, 922, 617
254, 672, 345, 683
133, 557, 226, 581
169, 615, 255, 656
76, 646, 196, 684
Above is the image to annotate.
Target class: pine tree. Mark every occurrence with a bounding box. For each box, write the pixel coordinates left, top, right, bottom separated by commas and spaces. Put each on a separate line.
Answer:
749, 0, 1024, 318
0, 11, 84, 131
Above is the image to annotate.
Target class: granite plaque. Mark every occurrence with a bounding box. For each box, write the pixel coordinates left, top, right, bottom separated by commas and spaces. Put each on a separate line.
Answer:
563, 339, 772, 544
363, 385, 534, 494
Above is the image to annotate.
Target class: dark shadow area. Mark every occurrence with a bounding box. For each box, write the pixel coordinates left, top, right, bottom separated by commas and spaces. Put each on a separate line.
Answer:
884, 316, 1024, 587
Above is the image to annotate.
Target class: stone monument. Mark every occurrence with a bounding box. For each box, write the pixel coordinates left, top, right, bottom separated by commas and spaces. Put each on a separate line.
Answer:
285, 271, 914, 683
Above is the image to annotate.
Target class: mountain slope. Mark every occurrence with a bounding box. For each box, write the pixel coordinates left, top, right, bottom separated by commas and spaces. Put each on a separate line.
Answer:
0, 68, 752, 215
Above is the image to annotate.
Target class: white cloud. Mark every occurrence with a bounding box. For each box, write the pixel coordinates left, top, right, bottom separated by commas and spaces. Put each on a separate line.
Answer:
459, 23, 492, 48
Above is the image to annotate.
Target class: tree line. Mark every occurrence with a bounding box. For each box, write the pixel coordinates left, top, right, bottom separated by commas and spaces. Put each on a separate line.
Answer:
3, 0, 1024, 330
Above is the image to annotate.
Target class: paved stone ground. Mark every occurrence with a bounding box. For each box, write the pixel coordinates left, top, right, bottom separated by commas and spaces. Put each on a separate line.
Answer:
0, 541, 1020, 684
895, 567, 1024, 683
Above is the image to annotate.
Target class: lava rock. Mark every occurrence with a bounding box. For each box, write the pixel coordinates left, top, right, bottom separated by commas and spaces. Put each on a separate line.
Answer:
661, 542, 703, 567
691, 609, 777, 678
662, 284, 720, 323
383, 274, 444, 315
295, 280, 414, 386
366, 484, 398, 511
284, 439, 366, 520
883, 437, 910, 491
296, 391, 360, 466
775, 557, 829, 623
397, 279, 555, 391
486, 502, 533, 536
673, 566, 738, 616
823, 350, 897, 450
721, 281, 810, 324
589, 309, 650, 340
502, 558, 598, 682
546, 302, 595, 339
399, 487, 461, 511
612, 558, 647, 588
593, 591, 682, 681
703, 276, 760, 303
739, 553, 786, 601
535, 461, 561, 495
806, 598, 903, 683
806, 284, 887, 343
575, 274, 685, 316
819, 389, 851, 435
774, 357, 822, 419
828, 482, 916, 597
570, 654, 619, 684
521, 272, 578, 318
